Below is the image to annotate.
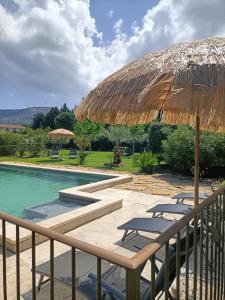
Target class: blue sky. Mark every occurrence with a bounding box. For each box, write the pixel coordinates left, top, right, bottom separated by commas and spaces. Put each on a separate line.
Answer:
0, 0, 225, 109
90, 0, 157, 44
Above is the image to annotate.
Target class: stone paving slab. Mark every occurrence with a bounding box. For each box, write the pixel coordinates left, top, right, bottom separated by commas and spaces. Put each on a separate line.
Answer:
116, 172, 217, 196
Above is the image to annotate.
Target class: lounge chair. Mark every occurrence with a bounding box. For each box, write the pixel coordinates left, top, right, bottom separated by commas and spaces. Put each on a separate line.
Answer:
79, 228, 199, 300
35, 250, 112, 291
147, 203, 222, 268
118, 217, 176, 242
69, 148, 77, 159
147, 203, 193, 218
51, 148, 60, 159
172, 192, 208, 204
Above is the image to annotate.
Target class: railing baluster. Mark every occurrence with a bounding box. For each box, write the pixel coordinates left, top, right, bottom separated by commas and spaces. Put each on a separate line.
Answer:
199, 211, 203, 300
193, 216, 198, 300
71, 247, 76, 300
210, 203, 214, 300
214, 198, 218, 300
2, 219, 7, 300
205, 206, 209, 300
164, 242, 169, 300
150, 254, 155, 300
185, 223, 190, 300
50, 239, 54, 300
221, 192, 225, 300
96, 257, 101, 300
16, 225, 20, 299
126, 267, 140, 300
176, 231, 180, 300
217, 196, 222, 300
32, 231, 36, 300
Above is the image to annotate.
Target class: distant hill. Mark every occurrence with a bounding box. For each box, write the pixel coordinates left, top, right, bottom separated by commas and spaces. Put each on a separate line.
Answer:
0, 107, 51, 125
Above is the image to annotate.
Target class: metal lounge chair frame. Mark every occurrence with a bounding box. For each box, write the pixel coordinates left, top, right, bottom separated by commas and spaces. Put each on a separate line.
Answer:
51, 147, 60, 159
69, 148, 77, 159
80, 228, 198, 300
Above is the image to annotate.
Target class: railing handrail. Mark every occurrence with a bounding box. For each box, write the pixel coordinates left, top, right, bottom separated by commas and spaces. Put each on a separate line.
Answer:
0, 184, 224, 270
0, 211, 136, 269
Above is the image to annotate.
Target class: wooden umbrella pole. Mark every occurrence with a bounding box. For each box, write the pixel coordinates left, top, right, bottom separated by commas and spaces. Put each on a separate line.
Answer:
194, 112, 200, 206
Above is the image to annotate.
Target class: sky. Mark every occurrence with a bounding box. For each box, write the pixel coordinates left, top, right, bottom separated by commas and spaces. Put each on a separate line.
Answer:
0, 0, 225, 109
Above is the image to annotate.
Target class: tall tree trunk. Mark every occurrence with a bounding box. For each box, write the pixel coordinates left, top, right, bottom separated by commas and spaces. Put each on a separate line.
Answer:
113, 141, 122, 164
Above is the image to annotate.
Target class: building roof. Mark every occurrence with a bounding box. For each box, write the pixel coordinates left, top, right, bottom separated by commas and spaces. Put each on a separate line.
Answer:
0, 124, 26, 129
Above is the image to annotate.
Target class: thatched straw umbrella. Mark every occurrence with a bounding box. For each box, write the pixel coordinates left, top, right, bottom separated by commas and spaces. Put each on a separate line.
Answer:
49, 129, 75, 157
76, 37, 225, 205
49, 128, 75, 141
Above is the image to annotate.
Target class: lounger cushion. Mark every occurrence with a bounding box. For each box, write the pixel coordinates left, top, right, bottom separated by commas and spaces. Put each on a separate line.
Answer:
147, 204, 193, 214
172, 192, 208, 200
118, 217, 176, 233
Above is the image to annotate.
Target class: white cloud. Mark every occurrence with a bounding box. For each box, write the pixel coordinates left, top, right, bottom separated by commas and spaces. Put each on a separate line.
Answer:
107, 9, 114, 19
124, 0, 225, 61
0, 0, 225, 108
113, 18, 124, 35
0, 0, 126, 108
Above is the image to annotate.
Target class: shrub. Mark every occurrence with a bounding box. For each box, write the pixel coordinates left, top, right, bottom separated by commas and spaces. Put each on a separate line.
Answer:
200, 131, 225, 176
25, 128, 49, 157
77, 151, 88, 165
0, 132, 19, 156
163, 126, 195, 174
163, 126, 225, 176
147, 122, 176, 154
133, 151, 159, 173
17, 137, 29, 157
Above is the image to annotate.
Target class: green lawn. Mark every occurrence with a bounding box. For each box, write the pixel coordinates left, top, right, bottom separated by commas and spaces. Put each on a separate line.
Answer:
0, 150, 139, 173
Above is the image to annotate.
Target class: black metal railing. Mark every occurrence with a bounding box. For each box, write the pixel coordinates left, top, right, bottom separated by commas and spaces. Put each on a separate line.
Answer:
0, 185, 225, 299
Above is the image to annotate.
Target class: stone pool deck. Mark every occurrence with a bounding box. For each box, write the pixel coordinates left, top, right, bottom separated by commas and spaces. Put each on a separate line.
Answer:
116, 172, 216, 196
0, 163, 216, 299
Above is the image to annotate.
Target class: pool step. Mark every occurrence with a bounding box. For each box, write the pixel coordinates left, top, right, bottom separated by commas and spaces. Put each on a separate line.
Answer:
59, 190, 102, 203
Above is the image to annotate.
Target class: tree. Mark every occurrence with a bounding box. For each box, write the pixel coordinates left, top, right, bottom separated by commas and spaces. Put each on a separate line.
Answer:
147, 122, 175, 153
60, 103, 70, 112
24, 128, 49, 157
74, 120, 103, 150
75, 136, 91, 151
101, 126, 130, 164
54, 112, 75, 131
32, 113, 45, 129
44, 107, 60, 129
101, 126, 130, 147
128, 125, 148, 153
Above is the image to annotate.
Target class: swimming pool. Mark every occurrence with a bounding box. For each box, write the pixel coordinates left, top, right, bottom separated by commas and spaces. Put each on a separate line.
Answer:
0, 165, 112, 218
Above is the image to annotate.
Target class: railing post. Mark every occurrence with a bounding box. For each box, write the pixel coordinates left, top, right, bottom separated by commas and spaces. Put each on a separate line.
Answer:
126, 267, 140, 300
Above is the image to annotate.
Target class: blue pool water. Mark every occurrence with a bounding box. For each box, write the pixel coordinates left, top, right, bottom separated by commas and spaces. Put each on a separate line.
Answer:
0, 165, 112, 218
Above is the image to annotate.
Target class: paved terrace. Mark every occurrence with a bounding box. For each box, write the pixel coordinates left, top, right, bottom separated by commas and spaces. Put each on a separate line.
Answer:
0, 165, 214, 299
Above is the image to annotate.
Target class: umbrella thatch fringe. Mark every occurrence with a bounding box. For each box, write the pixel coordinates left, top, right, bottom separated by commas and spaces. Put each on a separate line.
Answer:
163, 111, 225, 132
49, 129, 75, 141
75, 37, 225, 132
